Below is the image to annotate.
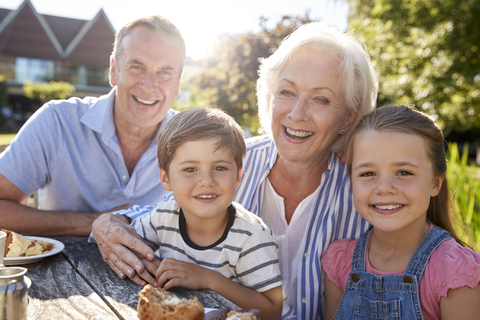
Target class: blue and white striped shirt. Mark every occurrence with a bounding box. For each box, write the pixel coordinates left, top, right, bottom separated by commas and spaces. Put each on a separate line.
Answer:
235, 135, 370, 320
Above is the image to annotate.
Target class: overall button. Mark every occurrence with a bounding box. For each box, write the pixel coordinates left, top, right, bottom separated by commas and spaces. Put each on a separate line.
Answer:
351, 273, 362, 282
403, 275, 413, 284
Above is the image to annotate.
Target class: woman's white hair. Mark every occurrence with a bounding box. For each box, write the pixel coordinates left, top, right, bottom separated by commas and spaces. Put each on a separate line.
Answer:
256, 22, 378, 151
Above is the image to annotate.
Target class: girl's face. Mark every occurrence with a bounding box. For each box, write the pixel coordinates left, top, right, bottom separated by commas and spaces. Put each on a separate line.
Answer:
351, 131, 444, 234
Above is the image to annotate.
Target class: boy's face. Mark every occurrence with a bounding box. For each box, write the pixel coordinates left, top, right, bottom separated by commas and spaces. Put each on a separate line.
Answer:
159, 138, 241, 225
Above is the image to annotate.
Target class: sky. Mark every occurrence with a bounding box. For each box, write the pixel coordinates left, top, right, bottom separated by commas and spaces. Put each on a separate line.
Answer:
0, 0, 350, 60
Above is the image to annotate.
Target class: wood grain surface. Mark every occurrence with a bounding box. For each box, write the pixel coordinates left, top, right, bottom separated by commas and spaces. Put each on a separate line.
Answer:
17, 236, 238, 320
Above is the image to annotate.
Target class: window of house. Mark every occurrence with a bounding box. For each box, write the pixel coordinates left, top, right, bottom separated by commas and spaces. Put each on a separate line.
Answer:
77, 65, 87, 86
15, 57, 55, 83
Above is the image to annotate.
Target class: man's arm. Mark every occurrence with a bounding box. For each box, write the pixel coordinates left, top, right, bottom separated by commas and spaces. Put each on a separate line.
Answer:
0, 173, 103, 236
0, 173, 131, 236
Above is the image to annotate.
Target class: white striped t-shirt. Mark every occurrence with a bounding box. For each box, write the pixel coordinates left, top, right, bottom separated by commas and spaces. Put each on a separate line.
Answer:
131, 200, 282, 293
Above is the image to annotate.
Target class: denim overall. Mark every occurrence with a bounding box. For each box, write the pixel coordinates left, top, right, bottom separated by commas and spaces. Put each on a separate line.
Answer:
333, 227, 452, 320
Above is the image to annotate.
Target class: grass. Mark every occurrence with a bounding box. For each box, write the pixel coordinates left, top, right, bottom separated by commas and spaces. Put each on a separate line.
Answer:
447, 142, 480, 249
0, 133, 15, 145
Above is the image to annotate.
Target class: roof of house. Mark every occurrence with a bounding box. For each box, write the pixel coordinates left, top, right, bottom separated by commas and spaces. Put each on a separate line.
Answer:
0, 0, 115, 67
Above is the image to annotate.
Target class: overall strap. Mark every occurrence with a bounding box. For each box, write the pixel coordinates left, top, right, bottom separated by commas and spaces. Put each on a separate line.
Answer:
350, 228, 373, 272
405, 227, 452, 279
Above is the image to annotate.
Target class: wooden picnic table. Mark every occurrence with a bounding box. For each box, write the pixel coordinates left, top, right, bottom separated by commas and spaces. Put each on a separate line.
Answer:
11, 236, 237, 319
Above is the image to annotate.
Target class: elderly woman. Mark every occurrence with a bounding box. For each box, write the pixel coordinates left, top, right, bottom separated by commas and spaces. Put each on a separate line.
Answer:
92, 22, 378, 320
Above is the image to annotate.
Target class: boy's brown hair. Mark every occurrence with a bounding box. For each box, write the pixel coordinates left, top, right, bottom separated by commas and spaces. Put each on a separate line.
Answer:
157, 106, 246, 174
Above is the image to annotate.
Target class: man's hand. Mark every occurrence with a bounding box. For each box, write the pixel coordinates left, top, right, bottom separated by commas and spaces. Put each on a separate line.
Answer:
92, 212, 158, 286
156, 258, 212, 290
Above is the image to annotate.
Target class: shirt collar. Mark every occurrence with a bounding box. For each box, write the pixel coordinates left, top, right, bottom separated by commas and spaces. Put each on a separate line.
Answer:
80, 87, 178, 163
80, 87, 116, 135
267, 135, 278, 170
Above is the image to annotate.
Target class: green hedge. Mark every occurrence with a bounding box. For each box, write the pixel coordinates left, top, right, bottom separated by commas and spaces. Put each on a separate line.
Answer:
446, 143, 480, 249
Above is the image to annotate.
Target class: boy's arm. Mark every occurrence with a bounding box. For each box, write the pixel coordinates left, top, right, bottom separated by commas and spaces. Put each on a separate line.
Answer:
324, 271, 343, 320
156, 258, 283, 320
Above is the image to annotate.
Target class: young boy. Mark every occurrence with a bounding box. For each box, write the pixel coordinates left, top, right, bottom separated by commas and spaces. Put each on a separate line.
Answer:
129, 107, 283, 319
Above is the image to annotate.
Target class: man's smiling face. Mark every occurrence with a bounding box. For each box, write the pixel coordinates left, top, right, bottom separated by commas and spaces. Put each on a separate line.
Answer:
109, 26, 183, 132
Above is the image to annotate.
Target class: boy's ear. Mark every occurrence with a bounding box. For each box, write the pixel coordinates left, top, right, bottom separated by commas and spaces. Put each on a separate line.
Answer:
235, 168, 242, 190
159, 167, 173, 191
431, 173, 445, 197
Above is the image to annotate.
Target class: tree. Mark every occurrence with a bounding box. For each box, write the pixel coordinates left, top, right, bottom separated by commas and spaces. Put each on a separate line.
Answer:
23, 81, 76, 110
345, 0, 480, 136
194, 13, 313, 134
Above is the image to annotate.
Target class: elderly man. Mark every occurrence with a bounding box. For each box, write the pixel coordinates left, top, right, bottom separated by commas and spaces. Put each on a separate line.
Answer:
0, 15, 184, 243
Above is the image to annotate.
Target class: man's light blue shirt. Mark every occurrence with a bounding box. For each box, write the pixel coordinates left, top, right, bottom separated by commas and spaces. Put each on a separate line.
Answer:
0, 88, 175, 213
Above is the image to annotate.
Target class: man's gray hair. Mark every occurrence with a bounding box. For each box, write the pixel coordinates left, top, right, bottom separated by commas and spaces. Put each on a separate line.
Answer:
112, 15, 186, 71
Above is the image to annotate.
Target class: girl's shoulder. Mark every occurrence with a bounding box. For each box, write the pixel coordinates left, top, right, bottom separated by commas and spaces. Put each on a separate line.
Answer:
323, 238, 359, 257
321, 239, 359, 290
425, 238, 480, 300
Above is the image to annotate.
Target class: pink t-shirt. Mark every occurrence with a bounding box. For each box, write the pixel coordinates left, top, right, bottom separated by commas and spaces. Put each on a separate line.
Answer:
321, 231, 480, 320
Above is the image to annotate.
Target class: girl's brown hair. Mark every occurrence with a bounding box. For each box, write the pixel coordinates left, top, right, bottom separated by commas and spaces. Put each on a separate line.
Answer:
346, 105, 473, 248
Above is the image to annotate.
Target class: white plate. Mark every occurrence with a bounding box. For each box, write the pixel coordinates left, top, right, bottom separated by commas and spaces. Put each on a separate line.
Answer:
3, 237, 65, 265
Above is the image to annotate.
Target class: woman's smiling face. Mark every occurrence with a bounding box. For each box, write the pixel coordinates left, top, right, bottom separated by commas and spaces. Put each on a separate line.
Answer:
271, 46, 355, 165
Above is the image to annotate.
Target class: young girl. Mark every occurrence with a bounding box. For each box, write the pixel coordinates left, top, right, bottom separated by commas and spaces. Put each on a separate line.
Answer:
321, 105, 480, 320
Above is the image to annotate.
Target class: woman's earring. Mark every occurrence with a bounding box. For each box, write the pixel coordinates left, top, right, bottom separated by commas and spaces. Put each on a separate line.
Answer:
341, 129, 345, 133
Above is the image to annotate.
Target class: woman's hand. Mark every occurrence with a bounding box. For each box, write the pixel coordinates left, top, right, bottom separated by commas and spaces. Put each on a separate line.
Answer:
155, 258, 210, 290
92, 212, 157, 286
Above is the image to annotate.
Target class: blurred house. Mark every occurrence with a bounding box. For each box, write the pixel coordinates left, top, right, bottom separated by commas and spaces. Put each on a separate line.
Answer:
0, 0, 115, 129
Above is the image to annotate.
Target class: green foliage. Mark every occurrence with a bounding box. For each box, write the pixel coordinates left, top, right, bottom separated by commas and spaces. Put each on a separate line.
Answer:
446, 143, 480, 248
346, 0, 480, 134
23, 81, 76, 104
194, 13, 313, 134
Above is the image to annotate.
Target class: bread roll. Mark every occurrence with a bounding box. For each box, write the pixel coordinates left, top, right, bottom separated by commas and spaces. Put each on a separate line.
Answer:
137, 285, 204, 320
204, 308, 259, 320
